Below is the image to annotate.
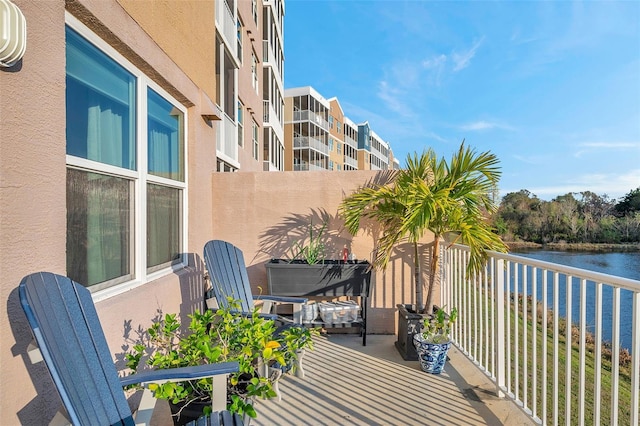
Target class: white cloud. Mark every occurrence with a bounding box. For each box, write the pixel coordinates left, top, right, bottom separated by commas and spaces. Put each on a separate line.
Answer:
574, 141, 640, 158
452, 37, 485, 72
459, 120, 515, 132
421, 54, 448, 86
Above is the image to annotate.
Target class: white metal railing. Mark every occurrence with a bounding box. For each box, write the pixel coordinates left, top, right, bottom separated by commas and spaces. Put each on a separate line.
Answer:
441, 244, 640, 425
344, 134, 358, 148
293, 162, 325, 171
215, 0, 237, 56
292, 110, 329, 131
293, 136, 329, 155
221, 112, 237, 160
344, 155, 358, 168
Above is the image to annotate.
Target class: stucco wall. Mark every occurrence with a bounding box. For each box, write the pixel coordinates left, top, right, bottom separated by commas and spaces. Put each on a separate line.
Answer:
116, 0, 217, 102
210, 170, 438, 335
1, 0, 67, 423
1, 1, 220, 423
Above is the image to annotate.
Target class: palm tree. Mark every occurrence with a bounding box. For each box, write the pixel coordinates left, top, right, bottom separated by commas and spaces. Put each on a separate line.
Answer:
339, 142, 508, 313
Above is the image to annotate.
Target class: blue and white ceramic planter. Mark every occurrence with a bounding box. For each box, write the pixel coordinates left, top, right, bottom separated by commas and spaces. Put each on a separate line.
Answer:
413, 333, 451, 374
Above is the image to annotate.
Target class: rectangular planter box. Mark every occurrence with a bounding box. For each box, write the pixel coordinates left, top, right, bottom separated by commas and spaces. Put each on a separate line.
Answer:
265, 259, 372, 297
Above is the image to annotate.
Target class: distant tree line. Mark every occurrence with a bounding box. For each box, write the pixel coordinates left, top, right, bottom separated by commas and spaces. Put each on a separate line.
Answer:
493, 187, 640, 244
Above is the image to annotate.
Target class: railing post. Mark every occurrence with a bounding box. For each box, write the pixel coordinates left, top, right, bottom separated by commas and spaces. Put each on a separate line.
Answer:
494, 258, 506, 398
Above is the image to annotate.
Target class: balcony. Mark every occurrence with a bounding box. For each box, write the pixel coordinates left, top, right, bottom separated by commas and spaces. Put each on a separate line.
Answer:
262, 40, 283, 83
344, 155, 358, 168
215, 112, 238, 165
293, 162, 327, 171
215, 0, 237, 59
293, 136, 329, 155
292, 109, 329, 131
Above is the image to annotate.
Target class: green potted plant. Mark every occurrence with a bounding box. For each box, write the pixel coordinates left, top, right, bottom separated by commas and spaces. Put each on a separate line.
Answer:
339, 142, 508, 360
413, 307, 458, 374
125, 300, 314, 425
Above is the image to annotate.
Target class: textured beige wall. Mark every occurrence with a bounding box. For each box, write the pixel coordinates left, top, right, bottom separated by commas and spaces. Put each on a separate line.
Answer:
210, 171, 437, 335
1, 1, 219, 423
116, 0, 217, 101
0, 1, 67, 423
237, 0, 264, 171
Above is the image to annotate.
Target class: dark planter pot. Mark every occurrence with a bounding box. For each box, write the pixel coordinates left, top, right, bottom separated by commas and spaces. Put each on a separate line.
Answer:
413, 334, 452, 374
395, 304, 427, 361
169, 399, 211, 426
265, 259, 372, 297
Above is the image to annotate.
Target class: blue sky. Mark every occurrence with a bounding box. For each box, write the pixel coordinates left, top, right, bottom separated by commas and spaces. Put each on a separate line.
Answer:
283, 0, 640, 201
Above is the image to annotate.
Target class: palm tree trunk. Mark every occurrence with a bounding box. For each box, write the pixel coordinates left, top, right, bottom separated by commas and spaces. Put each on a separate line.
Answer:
424, 237, 440, 314
414, 241, 423, 312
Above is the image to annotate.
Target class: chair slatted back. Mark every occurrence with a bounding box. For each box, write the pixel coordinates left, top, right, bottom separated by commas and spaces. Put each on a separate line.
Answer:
203, 240, 254, 313
19, 272, 134, 426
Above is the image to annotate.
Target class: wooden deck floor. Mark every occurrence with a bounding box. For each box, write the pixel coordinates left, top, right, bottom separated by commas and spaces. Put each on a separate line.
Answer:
251, 334, 534, 426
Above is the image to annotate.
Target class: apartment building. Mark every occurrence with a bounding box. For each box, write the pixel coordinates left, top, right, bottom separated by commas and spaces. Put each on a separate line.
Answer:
262, 0, 286, 171
283, 86, 331, 171
216, 0, 285, 172
284, 86, 394, 172
342, 116, 360, 171
327, 98, 345, 171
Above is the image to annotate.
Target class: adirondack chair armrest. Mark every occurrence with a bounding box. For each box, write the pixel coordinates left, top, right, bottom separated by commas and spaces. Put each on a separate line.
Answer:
254, 295, 308, 304
119, 361, 240, 387
228, 309, 278, 321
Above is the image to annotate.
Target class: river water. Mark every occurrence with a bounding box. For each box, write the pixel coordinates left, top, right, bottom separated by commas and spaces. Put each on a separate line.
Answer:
510, 249, 640, 352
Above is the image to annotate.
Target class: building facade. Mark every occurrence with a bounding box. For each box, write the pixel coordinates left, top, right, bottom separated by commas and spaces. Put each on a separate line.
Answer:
0, 2, 415, 423
284, 86, 395, 172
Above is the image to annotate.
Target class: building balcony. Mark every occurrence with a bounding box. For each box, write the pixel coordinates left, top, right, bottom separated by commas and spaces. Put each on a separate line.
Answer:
344, 134, 358, 149
262, 40, 283, 84
293, 136, 329, 155
344, 155, 358, 168
292, 110, 329, 131
293, 163, 327, 171
148, 241, 639, 425
215, 111, 239, 167
215, 0, 237, 61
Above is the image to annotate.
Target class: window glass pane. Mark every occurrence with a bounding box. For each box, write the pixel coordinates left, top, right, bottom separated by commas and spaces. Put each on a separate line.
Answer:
67, 168, 133, 287
66, 27, 136, 170
148, 88, 184, 181
147, 184, 182, 270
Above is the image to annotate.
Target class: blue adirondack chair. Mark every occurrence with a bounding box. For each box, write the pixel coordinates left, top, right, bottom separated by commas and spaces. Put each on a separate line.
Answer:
203, 240, 308, 325
203, 240, 310, 397
19, 272, 243, 426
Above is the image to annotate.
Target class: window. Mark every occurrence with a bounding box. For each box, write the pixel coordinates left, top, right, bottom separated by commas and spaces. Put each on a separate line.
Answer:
237, 19, 243, 62
329, 160, 334, 170
329, 115, 334, 129
252, 119, 259, 160
251, 52, 258, 94
328, 137, 334, 151
66, 21, 186, 292
337, 142, 342, 154
237, 100, 244, 147
336, 120, 341, 134
252, 0, 258, 24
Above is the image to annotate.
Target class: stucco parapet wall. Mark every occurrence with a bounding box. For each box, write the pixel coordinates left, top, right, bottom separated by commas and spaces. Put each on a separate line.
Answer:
66, 0, 206, 109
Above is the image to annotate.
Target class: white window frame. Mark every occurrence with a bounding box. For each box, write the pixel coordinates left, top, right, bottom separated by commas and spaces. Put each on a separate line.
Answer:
66, 13, 188, 302
252, 119, 259, 160
251, 51, 259, 95
238, 99, 244, 147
